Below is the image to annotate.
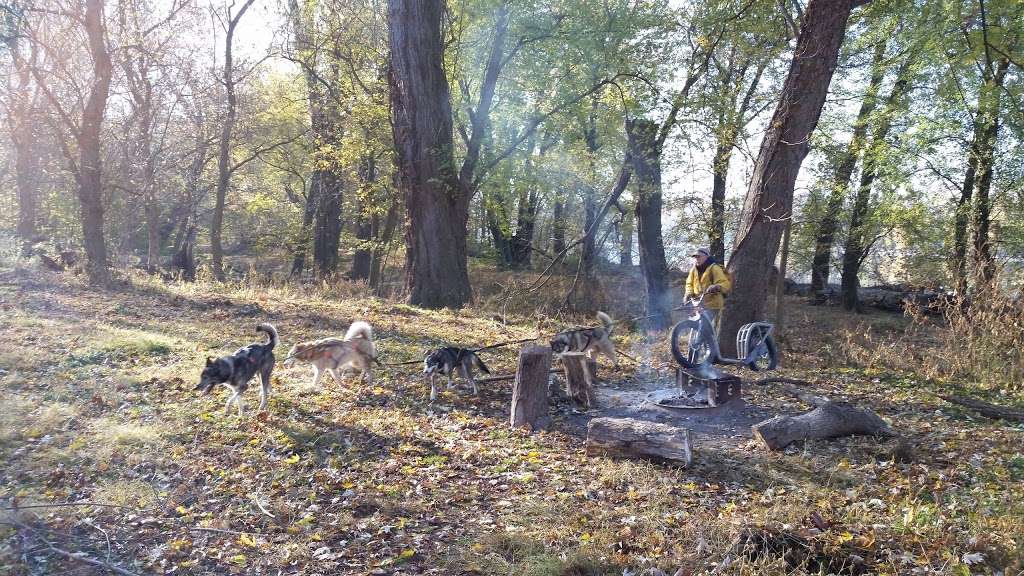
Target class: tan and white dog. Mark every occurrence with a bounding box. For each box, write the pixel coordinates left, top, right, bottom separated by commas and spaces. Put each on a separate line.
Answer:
549, 311, 618, 367
284, 321, 376, 386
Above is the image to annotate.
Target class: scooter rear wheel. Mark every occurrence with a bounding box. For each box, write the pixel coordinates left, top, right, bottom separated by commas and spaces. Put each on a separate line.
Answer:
747, 334, 779, 371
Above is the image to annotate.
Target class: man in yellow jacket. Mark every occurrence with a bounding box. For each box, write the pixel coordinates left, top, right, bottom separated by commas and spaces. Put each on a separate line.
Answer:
684, 247, 731, 327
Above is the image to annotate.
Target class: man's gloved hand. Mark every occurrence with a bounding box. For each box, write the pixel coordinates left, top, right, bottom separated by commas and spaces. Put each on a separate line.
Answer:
706, 284, 722, 294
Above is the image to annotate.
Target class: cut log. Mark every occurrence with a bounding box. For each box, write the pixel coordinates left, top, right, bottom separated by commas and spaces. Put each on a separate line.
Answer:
752, 401, 894, 451
586, 417, 693, 466
509, 345, 552, 431
940, 395, 1024, 423
559, 352, 596, 408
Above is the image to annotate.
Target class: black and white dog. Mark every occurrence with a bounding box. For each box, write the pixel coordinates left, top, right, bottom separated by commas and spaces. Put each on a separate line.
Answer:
422, 347, 491, 401
195, 323, 278, 417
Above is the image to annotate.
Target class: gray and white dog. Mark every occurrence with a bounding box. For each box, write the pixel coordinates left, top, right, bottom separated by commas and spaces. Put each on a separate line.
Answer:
195, 323, 278, 417
549, 311, 618, 367
422, 346, 491, 401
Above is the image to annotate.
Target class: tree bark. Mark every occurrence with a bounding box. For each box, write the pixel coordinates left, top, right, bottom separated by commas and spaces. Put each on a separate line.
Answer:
288, 0, 344, 277
618, 211, 633, 266
290, 186, 316, 277
389, 0, 471, 308
839, 58, 913, 311
970, 58, 1010, 286
586, 418, 693, 466
809, 40, 886, 295
572, 96, 603, 312
774, 219, 791, 342
552, 191, 567, 255
171, 109, 208, 282
508, 138, 543, 269
77, 0, 114, 284
4, 26, 38, 255
951, 139, 978, 295
350, 152, 377, 281
559, 352, 596, 409
312, 169, 343, 275
752, 401, 894, 451
709, 139, 730, 264
509, 346, 552, 431
626, 118, 672, 330
210, 0, 256, 281
720, 0, 858, 355
370, 194, 400, 291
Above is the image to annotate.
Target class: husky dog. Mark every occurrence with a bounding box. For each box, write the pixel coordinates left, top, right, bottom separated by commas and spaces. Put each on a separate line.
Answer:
195, 323, 278, 417
549, 311, 618, 367
422, 347, 491, 401
284, 321, 376, 386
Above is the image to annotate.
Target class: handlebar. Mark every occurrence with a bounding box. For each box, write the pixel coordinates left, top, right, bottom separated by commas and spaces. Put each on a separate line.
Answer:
673, 291, 708, 311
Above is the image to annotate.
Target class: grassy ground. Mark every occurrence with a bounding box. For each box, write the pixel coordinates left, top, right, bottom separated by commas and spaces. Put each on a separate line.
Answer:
0, 259, 1021, 575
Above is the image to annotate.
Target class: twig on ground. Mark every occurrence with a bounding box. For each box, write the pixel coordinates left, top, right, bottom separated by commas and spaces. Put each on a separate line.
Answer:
6, 517, 139, 576
615, 349, 640, 363
82, 519, 112, 565
189, 526, 265, 536
940, 394, 1024, 422
252, 490, 275, 519
0, 502, 137, 512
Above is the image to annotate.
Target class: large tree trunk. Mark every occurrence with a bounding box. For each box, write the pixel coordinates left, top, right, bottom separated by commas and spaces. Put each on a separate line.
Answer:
351, 152, 376, 281
552, 192, 567, 255
210, 0, 256, 281
389, 0, 470, 308
618, 211, 633, 266
706, 53, 767, 265
290, 187, 317, 277
485, 196, 513, 267
951, 139, 978, 295
5, 30, 38, 255
720, 0, 859, 355
970, 58, 1009, 286
809, 41, 886, 295
626, 118, 671, 330
508, 140, 542, 269
290, 0, 345, 277
312, 169, 342, 275
369, 194, 400, 291
572, 97, 603, 312
172, 111, 208, 282
352, 213, 373, 281
77, 0, 114, 284
839, 59, 913, 311
709, 139, 730, 264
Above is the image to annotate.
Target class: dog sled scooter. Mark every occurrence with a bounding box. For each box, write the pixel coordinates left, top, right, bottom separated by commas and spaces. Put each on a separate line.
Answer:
669, 292, 779, 372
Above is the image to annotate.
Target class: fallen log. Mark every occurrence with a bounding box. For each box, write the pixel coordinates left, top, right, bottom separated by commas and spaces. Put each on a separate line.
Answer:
586, 417, 692, 466
940, 395, 1024, 423
752, 401, 894, 451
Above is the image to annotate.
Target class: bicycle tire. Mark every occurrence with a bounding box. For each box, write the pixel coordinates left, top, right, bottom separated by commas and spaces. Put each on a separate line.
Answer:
670, 320, 711, 369
747, 334, 779, 372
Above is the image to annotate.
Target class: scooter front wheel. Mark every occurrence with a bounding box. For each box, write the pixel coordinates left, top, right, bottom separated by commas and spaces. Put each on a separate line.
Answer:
670, 320, 712, 369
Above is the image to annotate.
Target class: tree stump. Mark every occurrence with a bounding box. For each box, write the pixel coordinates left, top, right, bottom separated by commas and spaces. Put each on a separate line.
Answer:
509, 346, 552, 431
559, 352, 596, 409
586, 417, 693, 466
752, 401, 894, 451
